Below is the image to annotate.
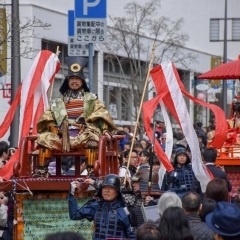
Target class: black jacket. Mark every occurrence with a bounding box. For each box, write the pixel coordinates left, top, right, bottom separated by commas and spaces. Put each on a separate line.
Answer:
191, 163, 232, 198
205, 164, 232, 191
186, 214, 214, 240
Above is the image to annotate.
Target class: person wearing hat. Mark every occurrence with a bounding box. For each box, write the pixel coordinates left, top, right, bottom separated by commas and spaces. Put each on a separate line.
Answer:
205, 201, 240, 240
69, 174, 135, 240
161, 147, 194, 196
37, 56, 117, 151
131, 168, 160, 207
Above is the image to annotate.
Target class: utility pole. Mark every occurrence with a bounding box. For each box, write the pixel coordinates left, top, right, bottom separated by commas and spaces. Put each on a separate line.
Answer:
10, 0, 21, 147
222, 0, 228, 113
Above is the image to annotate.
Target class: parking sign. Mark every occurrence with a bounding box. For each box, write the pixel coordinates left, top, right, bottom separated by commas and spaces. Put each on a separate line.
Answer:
75, 0, 107, 18
68, 10, 90, 56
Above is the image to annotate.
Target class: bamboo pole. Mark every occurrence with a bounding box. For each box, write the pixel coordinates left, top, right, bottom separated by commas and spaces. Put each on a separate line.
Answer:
123, 41, 156, 186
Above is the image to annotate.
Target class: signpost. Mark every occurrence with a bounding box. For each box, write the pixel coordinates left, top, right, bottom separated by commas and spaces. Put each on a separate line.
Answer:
68, 0, 107, 91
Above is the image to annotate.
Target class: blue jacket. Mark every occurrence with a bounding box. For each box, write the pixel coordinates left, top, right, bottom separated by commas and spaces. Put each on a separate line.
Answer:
68, 194, 135, 240
161, 164, 194, 194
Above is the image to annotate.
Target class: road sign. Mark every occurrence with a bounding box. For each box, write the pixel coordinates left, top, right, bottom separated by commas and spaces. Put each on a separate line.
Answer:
68, 10, 92, 56
68, 37, 90, 56
74, 18, 107, 43
75, 0, 107, 18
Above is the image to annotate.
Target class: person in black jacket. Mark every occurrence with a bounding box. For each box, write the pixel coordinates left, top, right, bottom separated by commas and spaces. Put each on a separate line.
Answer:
191, 148, 232, 198
182, 192, 214, 240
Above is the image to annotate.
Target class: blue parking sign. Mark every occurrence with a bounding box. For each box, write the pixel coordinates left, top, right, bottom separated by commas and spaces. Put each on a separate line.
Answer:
75, 0, 107, 18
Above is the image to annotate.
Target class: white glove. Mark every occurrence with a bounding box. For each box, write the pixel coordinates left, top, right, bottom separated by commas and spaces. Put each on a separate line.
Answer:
70, 181, 77, 195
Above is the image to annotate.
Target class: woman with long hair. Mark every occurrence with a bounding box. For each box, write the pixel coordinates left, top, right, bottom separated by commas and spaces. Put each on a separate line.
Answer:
159, 206, 194, 240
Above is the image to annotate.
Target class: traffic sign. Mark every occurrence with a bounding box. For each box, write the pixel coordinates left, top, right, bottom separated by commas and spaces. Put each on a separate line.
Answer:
75, 0, 107, 18
74, 18, 107, 43
68, 10, 92, 56
68, 37, 90, 56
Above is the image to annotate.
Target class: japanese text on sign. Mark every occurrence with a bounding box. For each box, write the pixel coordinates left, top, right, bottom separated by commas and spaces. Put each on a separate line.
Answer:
68, 37, 90, 56
74, 18, 107, 43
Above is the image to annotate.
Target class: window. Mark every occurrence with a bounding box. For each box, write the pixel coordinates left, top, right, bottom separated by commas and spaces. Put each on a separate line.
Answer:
232, 19, 240, 41
103, 85, 132, 121
121, 88, 131, 121
210, 19, 219, 41
109, 86, 118, 119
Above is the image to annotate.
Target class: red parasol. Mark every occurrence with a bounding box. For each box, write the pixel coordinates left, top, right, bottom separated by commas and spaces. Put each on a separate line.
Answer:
197, 55, 240, 80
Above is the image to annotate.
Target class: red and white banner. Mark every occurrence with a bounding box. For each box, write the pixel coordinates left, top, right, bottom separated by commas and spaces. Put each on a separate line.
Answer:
143, 62, 228, 192
0, 50, 60, 180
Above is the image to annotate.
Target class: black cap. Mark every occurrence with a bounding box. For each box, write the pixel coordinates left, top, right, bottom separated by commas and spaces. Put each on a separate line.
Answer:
59, 56, 90, 95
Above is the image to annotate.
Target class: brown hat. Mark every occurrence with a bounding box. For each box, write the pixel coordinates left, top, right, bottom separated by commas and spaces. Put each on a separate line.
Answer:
132, 168, 159, 183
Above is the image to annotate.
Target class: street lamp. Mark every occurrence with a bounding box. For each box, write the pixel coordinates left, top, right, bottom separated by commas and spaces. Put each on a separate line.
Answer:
10, 0, 21, 147
222, 0, 228, 113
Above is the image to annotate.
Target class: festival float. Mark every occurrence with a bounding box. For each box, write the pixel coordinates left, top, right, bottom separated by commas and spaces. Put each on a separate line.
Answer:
0, 50, 121, 239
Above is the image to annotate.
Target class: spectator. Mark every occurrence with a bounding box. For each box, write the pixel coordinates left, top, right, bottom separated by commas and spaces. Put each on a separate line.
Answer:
181, 192, 214, 240
44, 231, 85, 240
156, 120, 165, 135
118, 152, 131, 179
123, 149, 138, 177
152, 156, 161, 172
207, 125, 216, 145
155, 192, 182, 226
205, 178, 229, 202
133, 141, 144, 153
123, 125, 131, 134
161, 132, 167, 151
191, 148, 232, 198
0, 192, 8, 231
136, 222, 161, 240
65, 157, 87, 175
140, 139, 150, 150
196, 133, 206, 152
1, 191, 14, 240
161, 147, 194, 197
157, 192, 182, 216
175, 132, 185, 141
138, 150, 150, 170
205, 202, 240, 240
195, 122, 207, 147
159, 206, 194, 240
131, 168, 159, 207
123, 142, 131, 151
198, 198, 216, 223
0, 141, 10, 168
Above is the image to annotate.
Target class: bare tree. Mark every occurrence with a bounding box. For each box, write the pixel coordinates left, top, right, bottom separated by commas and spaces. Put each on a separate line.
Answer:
0, 5, 51, 74
98, 0, 197, 137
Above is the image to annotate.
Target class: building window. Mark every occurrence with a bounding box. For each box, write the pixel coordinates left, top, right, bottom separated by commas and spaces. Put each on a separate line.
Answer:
103, 85, 132, 121
210, 19, 219, 41
232, 19, 240, 41
108, 86, 118, 119
121, 88, 130, 121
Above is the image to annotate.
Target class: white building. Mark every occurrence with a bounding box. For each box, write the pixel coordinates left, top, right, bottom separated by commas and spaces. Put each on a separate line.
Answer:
0, 0, 239, 141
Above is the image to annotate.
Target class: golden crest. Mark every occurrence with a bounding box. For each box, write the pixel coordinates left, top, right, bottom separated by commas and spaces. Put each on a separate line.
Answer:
70, 63, 81, 72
